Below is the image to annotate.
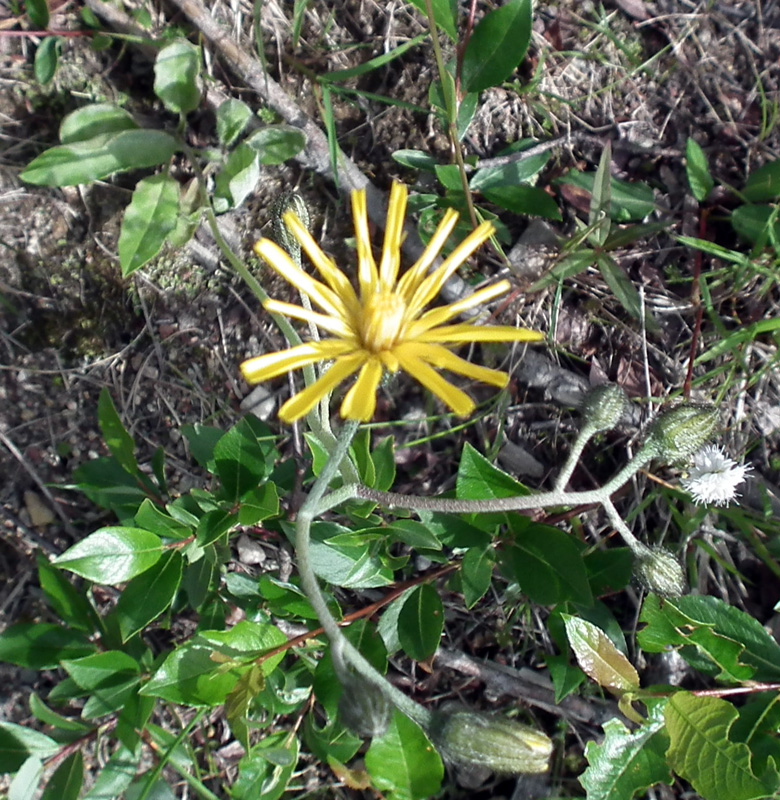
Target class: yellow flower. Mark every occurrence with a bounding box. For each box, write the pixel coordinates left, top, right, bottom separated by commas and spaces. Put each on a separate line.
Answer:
241, 183, 543, 423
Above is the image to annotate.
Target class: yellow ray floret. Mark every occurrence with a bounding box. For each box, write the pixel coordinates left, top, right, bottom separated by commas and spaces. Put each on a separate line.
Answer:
240, 182, 544, 423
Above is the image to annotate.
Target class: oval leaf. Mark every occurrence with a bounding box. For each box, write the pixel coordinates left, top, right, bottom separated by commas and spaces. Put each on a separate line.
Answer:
154, 40, 201, 115
743, 160, 780, 202
118, 173, 179, 275
398, 584, 443, 661
34, 36, 60, 85
53, 527, 163, 584
461, 0, 532, 93
59, 103, 138, 145
245, 125, 306, 165
685, 138, 714, 202
564, 615, 639, 693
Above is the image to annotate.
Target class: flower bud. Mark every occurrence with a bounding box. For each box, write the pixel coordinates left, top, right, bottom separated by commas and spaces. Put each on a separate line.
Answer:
642, 405, 718, 464
634, 545, 686, 597
430, 706, 552, 775
580, 384, 629, 433
337, 679, 392, 738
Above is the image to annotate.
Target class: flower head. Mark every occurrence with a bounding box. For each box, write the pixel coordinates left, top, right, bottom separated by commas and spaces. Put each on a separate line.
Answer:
680, 444, 751, 506
241, 183, 543, 423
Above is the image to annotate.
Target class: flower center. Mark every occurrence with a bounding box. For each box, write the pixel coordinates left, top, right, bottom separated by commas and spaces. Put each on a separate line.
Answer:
360, 292, 407, 352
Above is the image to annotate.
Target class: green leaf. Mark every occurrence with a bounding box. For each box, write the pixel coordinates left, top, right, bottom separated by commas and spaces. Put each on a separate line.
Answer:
34, 36, 60, 84
581, 702, 672, 800
82, 745, 140, 800
40, 750, 83, 800
196, 508, 238, 546
558, 171, 656, 222
731, 204, 780, 245
62, 650, 138, 688
470, 142, 550, 191
589, 142, 612, 247
182, 422, 224, 469
115, 549, 182, 641
461, 0, 532, 93
214, 416, 275, 502
29, 693, 92, 733
743, 160, 780, 202
37, 555, 98, 632
133, 499, 191, 539
153, 40, 201, 114
398, 584, 443, 661
97, 388, 137, 475
118, 173, 179, 275
8, 755, 43, 800
392, 149, 437, 172
460, 546, 494, 608
408, 0, 457, 41
638, 594, 780, 682
385, 519, 442, 551
216, 98, 252, 147
20, 130, 178, 187
665, 692, 780, 800
365, 710, 444, 800
0, 623, 93, 669
456, 442, 529, 502
225, 664, 265, 750
584, 548, 634, 596
545, 652, 586, 704
214, 143, 259, 211
232, 733, 299, 800
245, 125, 307, 165
26, 0, 49, 29
597, 254, 645, 323
70, 456, 147, 518
563, 615, 639, 692
500, 520, 593, 606
53, 527, 163, 585
685, 138, 714, 202
237, 481, 279, 524
0, 723, 59, 772
59, 104, 139, 144
482, 185, 561, 220
371, 435, 396, 492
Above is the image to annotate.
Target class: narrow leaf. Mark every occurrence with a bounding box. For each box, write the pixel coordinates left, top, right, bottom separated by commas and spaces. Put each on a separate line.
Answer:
97, 388, 137, 474
563, 615, 639, 692
398, 584, 444, 661
408, 0, 457, 41
590, 142, 612, 246
685, 138, 714, 202
40, 750, 83, 800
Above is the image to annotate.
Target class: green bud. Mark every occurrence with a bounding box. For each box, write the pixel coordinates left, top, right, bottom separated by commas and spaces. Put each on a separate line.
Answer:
580, 384, 629, 433
642, 404, 718, 464
430, 706, 552, 775
634, 545, 686, 597
337, 678, 392, 739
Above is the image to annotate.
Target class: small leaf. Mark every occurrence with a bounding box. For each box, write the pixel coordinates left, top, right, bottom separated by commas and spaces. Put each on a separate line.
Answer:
731, 204, 780, 246
482, 185, 562, 220
461, 0, 532, 93
154, 40, 201, 114
563, 615, 639, 692
246, 125, 307, 165
743, 160, 780, 202
365, 710, 444, 800
118, 173, 179, 275
558, 171, 656, 222
0, 723, 59, 773
685, 138, 714, 202
34, 36, 60, 85
408, 0, 457, 41
392, 149, 437, 172
97, 388, 137, 474
214, 143, 260, 210
53, 527, 163, 585
59, 104, 138, 144
216, 98, 252, 147
8, 755, 43, 800
581, 702, 672, 800
460, 546, 494, 608
597, 255, 647, 324
665, 692, 780, 800
398, 584, 443, 661
20, 130, 178, 187
26, 0, 49, 29
82, 745, 139, 800
590, 142, 612, 247
232, 733, 299, 800
40, 750, 83, 800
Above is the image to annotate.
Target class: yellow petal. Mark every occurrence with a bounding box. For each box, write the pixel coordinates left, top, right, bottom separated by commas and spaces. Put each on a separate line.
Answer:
379, 182, 407, 289
351, 188, 378, 298
407, 221, 495, 318
278, 353, 367, 423
282, 211, 360, 314
255, 239, 348, 319
409, 280, 512, 335
240, 340, 355, 383
416, 323, 545, 344
340, 357, 384, 421
394, 343, 475, 417
414, 342, 510, 388
396, 207, 460, 300
265, 298, 356, 339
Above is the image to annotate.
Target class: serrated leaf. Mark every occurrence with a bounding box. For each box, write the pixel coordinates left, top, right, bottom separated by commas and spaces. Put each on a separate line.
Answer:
408, 0, 457, 41
461, 0, 532, 93
20, 130, 178, 187
115, 549, 182, 641
743, 160, 780, 202
118, 173, 179, 275
245, 125, 306, 165
154, 40, 201, 114
398, 584, 443, 661
460, 546, 494, 608
34, 36, 60, 85
365, 710, 444, 800
563, 615, 639, 692
216, 98, 252, 147
685, 138, 714, 202
40, 750, 83, 800
59, 104, 138, 144
581, 703, 672, 800
0, 623, 93, 669
97, 388, 137, 474
665, 692, 780, 800
638, 594, 780, 682
53, 527, 163, 584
